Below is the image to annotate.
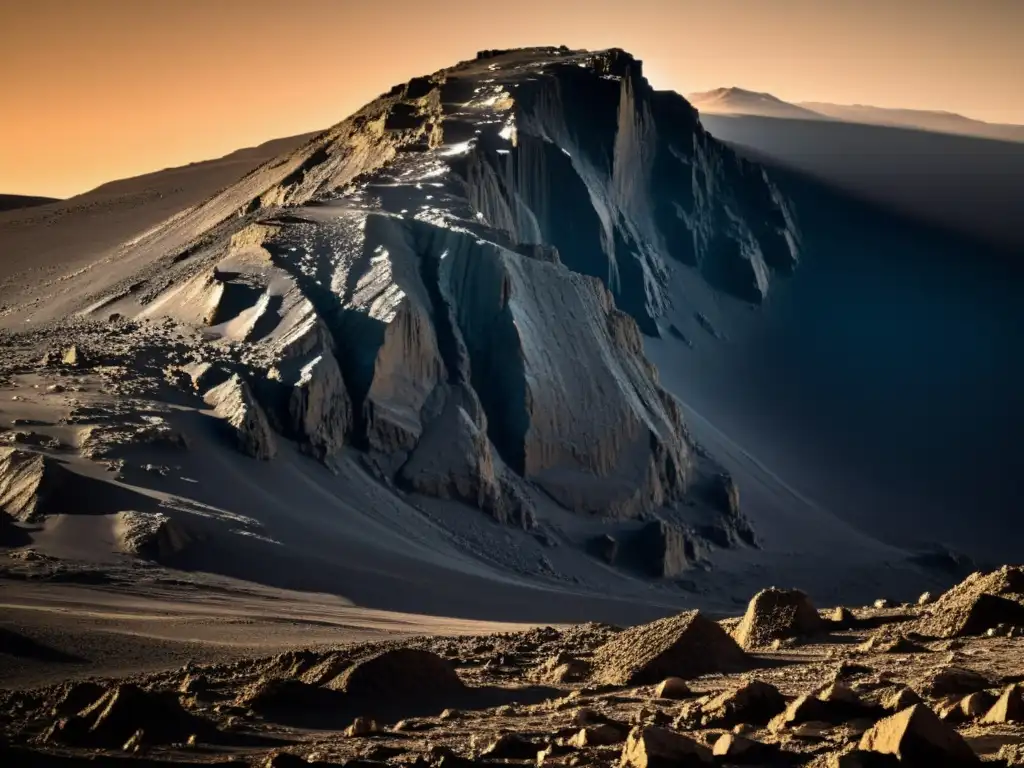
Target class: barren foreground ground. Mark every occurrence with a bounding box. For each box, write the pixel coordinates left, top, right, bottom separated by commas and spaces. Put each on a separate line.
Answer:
3, 566, 1024, 767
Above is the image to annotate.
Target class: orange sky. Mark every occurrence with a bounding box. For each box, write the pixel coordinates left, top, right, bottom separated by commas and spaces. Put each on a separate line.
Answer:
2, 0, 1022, 198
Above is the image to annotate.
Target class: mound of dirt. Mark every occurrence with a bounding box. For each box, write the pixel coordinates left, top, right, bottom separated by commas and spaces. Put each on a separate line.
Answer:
590, 610, 750, 685
731, 587, 827, 649
329, 648, 465, 700
913, 566, 1024, 638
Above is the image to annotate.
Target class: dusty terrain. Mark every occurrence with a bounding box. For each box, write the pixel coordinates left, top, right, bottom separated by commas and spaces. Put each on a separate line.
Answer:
3, 566, 1024, 766
1, 44, 1020, 766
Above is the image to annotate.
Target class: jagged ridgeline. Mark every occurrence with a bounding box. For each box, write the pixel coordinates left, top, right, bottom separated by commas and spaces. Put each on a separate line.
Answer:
110, 47, 797, 539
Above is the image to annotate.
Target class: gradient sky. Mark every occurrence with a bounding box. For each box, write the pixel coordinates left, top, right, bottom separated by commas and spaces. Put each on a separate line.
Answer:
2, 0, 1022, 198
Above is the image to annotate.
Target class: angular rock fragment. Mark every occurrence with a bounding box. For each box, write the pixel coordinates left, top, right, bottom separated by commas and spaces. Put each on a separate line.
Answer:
732, 587, 827, 649
619, 726, 713, 767
204, 374, 276, 460
857, 704, 980, 766
979, 683, 1024, 724
590, 610, 750, 685
936, 690, 996, 723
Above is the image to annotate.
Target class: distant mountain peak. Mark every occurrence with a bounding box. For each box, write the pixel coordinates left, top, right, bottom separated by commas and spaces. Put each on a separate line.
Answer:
687, 87, 825, 120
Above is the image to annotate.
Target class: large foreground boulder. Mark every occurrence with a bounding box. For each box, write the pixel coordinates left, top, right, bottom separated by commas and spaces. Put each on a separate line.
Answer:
204, 374, 277, 460
858, 704, 980, 766
328, 648, 464, 699
732, 587, 827, 649
590, 610, 750, 686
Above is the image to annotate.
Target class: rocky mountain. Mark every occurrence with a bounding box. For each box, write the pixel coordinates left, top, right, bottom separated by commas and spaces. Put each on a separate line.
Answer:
0, 47, 802, 582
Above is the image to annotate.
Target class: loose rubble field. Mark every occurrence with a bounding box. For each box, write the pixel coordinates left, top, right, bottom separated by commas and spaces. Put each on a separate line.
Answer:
3, 567, 1023, 767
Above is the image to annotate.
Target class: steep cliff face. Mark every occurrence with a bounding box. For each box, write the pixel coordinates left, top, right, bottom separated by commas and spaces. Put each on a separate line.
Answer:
83, 47, 797, 541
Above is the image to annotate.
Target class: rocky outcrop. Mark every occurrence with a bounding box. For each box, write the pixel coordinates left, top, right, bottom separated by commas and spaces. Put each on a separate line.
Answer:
285, 347, 350, 460
115, 511, 196, 560
204, 375, 276, 460
93, 46, 798, 553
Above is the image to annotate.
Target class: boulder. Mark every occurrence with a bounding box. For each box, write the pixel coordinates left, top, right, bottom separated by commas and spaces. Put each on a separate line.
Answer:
653, 677, 691, 700
732, 587, 827, 649
590, 610, 750, 685
204, 374, 276, 460
619, 726, 713, 768
857, 704, 980, 766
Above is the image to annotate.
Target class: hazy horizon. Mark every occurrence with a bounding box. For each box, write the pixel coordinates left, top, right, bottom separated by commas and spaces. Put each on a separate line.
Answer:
3, 0, 1023, 198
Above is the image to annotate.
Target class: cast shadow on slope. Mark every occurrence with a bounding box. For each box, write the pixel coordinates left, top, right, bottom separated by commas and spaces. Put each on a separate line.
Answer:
648, 144, 1024, 565
699, 113, 1024, 255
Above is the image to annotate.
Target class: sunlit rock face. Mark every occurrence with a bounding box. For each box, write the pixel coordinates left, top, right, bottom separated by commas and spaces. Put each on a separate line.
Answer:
130, 47, 796, 528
